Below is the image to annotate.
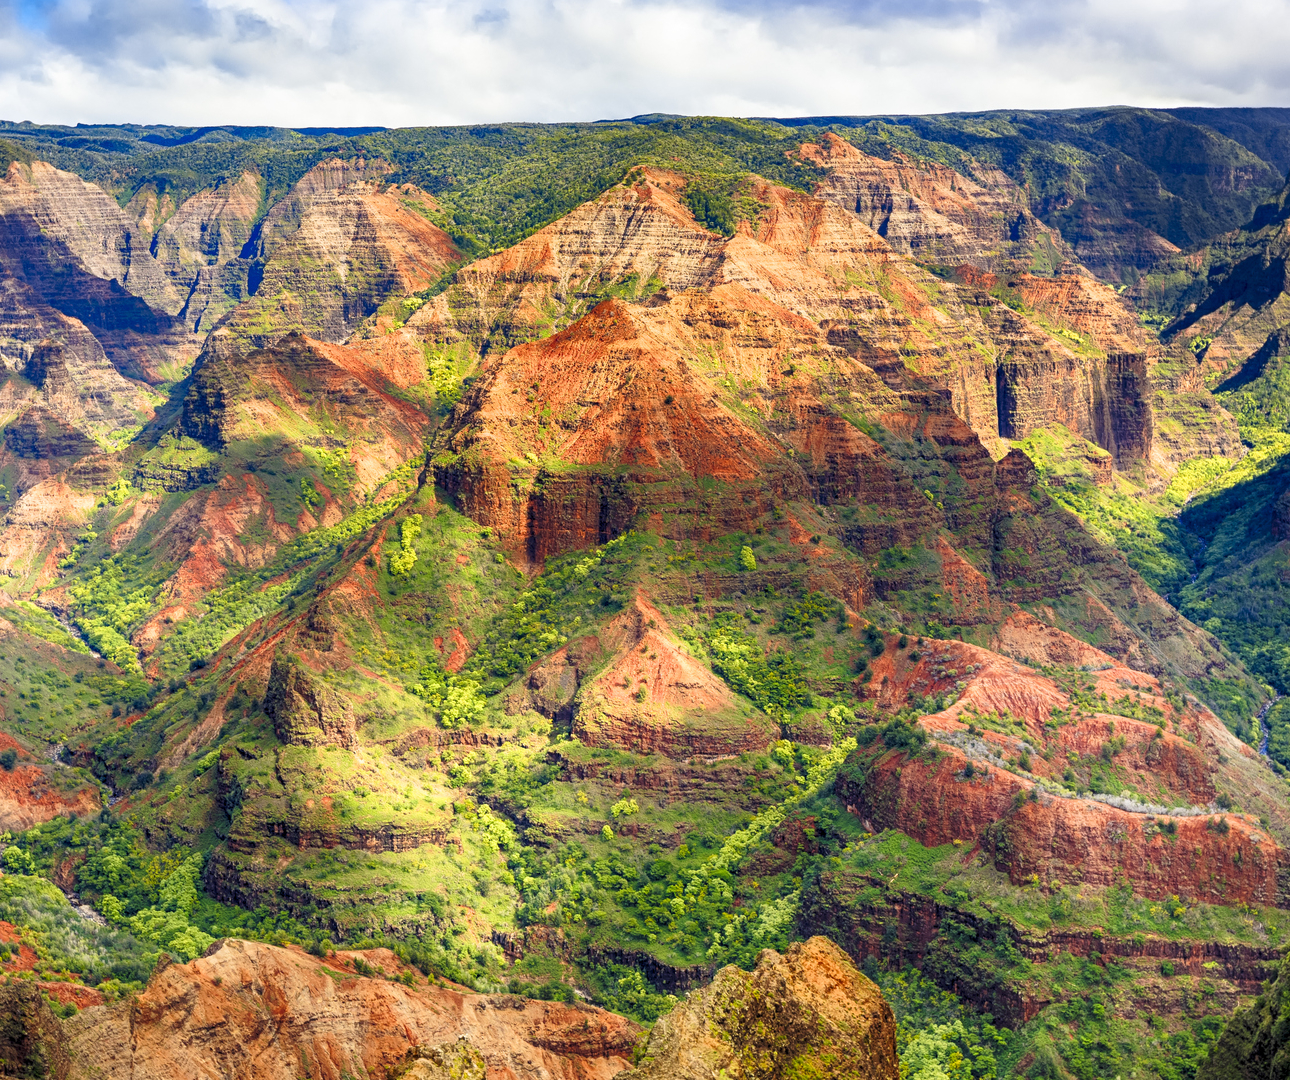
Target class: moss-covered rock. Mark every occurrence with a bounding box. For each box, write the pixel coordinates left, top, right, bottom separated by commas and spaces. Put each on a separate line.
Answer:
633, 936, 898, 1080
264, 652, 356, 749
0, 980, 70, 1080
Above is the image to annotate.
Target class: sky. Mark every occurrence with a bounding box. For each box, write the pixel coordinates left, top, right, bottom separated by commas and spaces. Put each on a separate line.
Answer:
0, 0, 1288, 127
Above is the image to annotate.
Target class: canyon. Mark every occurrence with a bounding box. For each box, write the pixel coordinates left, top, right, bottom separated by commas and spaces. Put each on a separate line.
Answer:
0, 111, 1289, 1080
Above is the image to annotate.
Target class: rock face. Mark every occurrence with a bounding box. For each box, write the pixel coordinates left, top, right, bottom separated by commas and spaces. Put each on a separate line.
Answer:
633, 936, 898, 1080
1000, 272, 1155, 465
421, 164, 1180, 472
146, 169, 263, 333
432, 166, 1202, 579
64, 939, 640, 1080
430, 204, 1231, 705
0, 757, 101, 832
0, 978, 71, 1080
222, 158, 460, 347
264, 653, 357, 749
835, 631, 1290, 904
176, 330, 429, 464
398, 1041, 487, 1080
1158, 175, 1290, 391
801, 865, 1281, 1027
0, 279, 158, 446
802, 133, 1061, 272
0, 159, 198, 383
1197, 947, 1290, 1080
0, 160, 181, 317
417, 168, 724, 358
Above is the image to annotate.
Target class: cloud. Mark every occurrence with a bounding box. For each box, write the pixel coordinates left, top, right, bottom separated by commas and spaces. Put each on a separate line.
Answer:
0, 0, 1287, 126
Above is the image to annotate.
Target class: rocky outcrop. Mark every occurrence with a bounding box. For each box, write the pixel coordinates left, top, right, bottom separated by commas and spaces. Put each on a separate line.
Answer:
64, 939, 639, 1080
572, 596, 778, 758
264, 653, 357, 749
0, 278, 159, 445
2, 406, 98, 461
396, 1041, 486, 1080
632, 936, 898, 1080
920, 268, 1157, 466
434, 293, 793, 565
0, 160, 181, 316
1197, 947, 1290, 1080
430, 203, 1234, 700
0, 755, 101, 831
836, 630, 1290, 902
176, 331, 429, 475
416, 167, 723, 358
147, 169, 263, 333
801, 868, 1280, 1026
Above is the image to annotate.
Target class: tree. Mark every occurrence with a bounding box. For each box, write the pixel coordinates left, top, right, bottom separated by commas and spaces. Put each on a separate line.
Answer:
2, 846, 35, 874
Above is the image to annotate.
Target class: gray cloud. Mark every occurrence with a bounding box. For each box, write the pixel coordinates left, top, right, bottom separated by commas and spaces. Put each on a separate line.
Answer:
0, 0, 1287, 126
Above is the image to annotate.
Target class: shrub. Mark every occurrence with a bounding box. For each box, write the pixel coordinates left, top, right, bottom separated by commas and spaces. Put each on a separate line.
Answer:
0, 748, 16, 771
438, 679, 487, 729
389, 514, 424, 577
707, 620, 811, 714
739, 546, 756, 572
2, 846, 36, 874
611, 798, 640, 819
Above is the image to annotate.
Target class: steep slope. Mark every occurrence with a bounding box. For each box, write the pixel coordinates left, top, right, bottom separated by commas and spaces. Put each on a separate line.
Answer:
412, 167, 723, 359
1106, 179, 1290, 749
0, 130, 1279, 1080
221, 158, 460, 348
802, 133, 1064, 273
0, 277, 159, 451
419, 167, 1202, 473
0, 159, 197, 383
61, 938, 639, 1080
1145, 175, 1290, 383
428, 177, 1234, 697
1198, 946, 1290, 1080
144, 169, 264, 334
813, 107, 1287, 282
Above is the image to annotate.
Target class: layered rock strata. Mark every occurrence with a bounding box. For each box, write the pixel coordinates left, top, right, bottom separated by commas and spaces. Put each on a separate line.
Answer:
801, 133, 1061, 271
839, 630, 1290, 903
221, 158, 459, 347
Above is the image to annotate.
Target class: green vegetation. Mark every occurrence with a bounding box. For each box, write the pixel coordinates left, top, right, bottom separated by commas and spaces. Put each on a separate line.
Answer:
1014, 425, 1191, 596
0, 869, 150, 989
704, 617, 813, 715
459, 532, 652, 688
389, 513, 423, 577
3, 110, 1290, 1079
7, 108, 1285, 278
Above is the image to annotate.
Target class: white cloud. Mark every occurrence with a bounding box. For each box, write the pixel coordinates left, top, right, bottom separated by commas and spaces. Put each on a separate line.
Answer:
0, 0, 1287, 126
